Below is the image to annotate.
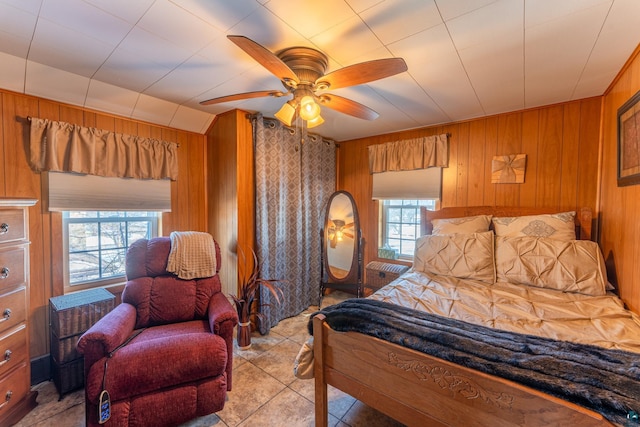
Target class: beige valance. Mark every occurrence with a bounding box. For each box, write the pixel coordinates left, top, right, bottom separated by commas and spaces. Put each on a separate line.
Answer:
29, 117, 178, 180
368, 134, 449, 174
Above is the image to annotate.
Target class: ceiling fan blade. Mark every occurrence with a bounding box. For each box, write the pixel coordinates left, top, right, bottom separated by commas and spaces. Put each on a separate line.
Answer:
320, 94, 379, 121
316, 58, 407, 90
200, 90, 286, 106
228, 35, 299, 85
343, 232, 354, 239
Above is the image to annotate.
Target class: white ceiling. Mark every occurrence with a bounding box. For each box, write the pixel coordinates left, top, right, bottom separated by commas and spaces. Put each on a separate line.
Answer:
0, 0, 639, 141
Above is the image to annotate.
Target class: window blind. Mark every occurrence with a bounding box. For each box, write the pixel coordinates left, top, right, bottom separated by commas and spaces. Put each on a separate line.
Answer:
371, 167, 442, 200
47, 172, 171, 211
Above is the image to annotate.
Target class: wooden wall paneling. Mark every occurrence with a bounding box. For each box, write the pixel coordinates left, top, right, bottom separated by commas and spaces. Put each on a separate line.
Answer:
441, 124, 458, 208
186, 133, 207, 232
560, 102, 580, 210
482, 116, 499, 206
520, 109, 540, 207
174, 131, 191, 232
466, 120, 486, 206
235, 111, 254, 256
576, 98, 601, 212
536, 105, 564, 209
455, 122, 469, 207
495, 113, 522, 206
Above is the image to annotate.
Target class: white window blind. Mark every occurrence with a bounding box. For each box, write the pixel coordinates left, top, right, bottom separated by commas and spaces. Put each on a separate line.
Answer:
372, 167, 442, 200
47, 172, 171, 212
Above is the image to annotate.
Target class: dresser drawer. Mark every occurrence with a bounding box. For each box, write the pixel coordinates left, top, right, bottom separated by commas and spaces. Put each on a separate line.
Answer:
0, 362, 29, 417
0, 326, 26, 379
0, 246, 27, 293
0, 288, 26, 336
0, 209, 26, 245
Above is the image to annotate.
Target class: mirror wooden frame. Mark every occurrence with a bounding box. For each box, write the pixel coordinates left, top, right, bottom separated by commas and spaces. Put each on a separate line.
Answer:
319, 190, 363, 306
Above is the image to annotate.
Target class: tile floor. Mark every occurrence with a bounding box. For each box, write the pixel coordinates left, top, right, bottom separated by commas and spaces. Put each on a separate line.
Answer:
14, 292, 405, 427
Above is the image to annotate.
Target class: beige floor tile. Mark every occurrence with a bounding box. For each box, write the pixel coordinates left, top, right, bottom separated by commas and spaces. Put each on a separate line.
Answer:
237, 388, 340, 427
14, 381, 84, 427
251, 339, 304, 386
341, 400, 406, 427
217, 362, 287, 426
289, 380, 356, 421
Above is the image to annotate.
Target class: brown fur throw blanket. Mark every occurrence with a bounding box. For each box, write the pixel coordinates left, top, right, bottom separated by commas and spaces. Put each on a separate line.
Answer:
310, 298, 640, 426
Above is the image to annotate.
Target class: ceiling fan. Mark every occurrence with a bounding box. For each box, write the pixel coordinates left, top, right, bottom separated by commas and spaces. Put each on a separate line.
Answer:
327, 219, 354, 248
200, 35, 408, 128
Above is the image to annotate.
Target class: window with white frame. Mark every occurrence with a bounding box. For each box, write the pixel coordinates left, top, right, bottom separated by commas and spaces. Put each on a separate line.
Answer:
63, 211, 159, 289
380, 199, 436, 259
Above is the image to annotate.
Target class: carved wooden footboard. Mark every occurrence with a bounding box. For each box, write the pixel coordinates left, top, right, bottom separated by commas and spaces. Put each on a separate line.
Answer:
313, 313, 614, 427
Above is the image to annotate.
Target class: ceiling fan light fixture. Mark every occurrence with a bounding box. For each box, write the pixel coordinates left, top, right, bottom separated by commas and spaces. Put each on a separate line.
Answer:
274, 101, 296, 126
299, 95, 321, 121
307, 114, 324, 128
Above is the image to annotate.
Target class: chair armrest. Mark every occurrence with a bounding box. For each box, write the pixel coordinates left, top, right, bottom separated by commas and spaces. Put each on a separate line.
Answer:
208, 292, 238, 334
77, 303, 137, 368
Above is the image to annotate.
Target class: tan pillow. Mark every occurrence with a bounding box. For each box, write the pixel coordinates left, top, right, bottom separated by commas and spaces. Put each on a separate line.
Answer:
495, 236, 607, 296
492, 211, 576, 241
413, 232, 495, 284
431, 215, 492, 235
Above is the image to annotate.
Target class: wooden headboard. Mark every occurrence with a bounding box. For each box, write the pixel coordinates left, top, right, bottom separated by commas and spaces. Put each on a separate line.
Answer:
420, 206, 593, 241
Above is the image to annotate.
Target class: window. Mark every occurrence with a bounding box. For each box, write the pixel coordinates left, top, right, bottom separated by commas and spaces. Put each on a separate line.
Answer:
63, 211, 159, 290
380, 199, 436, 259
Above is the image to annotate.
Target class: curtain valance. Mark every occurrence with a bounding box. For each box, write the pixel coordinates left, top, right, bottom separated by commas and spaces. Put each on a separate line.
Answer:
29, 117, 178, 180
367, 134, 449, 174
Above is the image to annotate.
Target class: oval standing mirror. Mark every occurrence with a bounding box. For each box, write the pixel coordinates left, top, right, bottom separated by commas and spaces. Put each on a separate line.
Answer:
320, 190, 362, 304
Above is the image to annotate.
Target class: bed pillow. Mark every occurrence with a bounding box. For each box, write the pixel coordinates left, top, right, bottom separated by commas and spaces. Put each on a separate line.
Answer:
413, 231, 495, 284
431, 215, 492, 235
492, 211, 576, 241
495, 236, 607, 296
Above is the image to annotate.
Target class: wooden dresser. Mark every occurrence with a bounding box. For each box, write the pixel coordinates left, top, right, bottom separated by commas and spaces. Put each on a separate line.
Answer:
0, 199, 38, 425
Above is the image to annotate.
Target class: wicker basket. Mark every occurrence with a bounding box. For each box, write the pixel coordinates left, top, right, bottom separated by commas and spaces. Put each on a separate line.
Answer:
49, 288, 115, 339
366, 261, 410, 290
51, 356, 84, 396
49, 288, 115, 397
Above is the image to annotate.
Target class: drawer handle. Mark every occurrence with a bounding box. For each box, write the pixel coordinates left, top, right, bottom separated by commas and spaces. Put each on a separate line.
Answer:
0, 267, 8, 279
0, 391, 11, 409
0, 309, 10, 323
0, 223, 7, 235
0, 350, 11, 367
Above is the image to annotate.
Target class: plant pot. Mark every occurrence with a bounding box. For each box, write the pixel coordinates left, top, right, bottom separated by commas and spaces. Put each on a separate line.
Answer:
237, 321, 251, 350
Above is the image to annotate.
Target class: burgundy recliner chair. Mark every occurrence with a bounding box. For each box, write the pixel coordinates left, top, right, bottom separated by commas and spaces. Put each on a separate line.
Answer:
77, 237, 237, 427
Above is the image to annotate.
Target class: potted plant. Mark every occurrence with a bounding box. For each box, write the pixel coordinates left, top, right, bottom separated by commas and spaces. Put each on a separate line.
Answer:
231, 247, 285, 349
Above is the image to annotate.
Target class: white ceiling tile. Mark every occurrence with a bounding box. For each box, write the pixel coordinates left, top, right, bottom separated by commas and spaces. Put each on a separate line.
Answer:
30, 19, 115, 76
360, 0, 441, 45
137, 1, 218, 54
264, 0, 356, 39
524, 1, 611, 106
84, 79, 139, 117
39, 0, 132, 45
0, 0, 42, 14
83, 0, 155, 24
0, 52, 26, 93
117, 27, 193, 68
0, 2, 38, 39
525, 0, 611, 29
446, 0, 523, 51
24, 61, 89, 106
169, 0, 261, 32
131, 94, 179, 126
93, 47, 171, 93
311, 16, 384, 66
391, 24, 484, 120
346, 0, 384, 13
0, 30, 32, 57
368, 72, 450, 125
435, 0, 501, 22
169, 105, 214, 133
574, 0, 640, 99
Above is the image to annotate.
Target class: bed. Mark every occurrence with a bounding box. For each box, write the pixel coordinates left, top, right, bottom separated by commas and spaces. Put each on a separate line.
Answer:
304, 206, 640, 427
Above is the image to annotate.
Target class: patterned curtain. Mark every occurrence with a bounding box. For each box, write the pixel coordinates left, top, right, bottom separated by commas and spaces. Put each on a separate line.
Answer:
252, 115, 336, 333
